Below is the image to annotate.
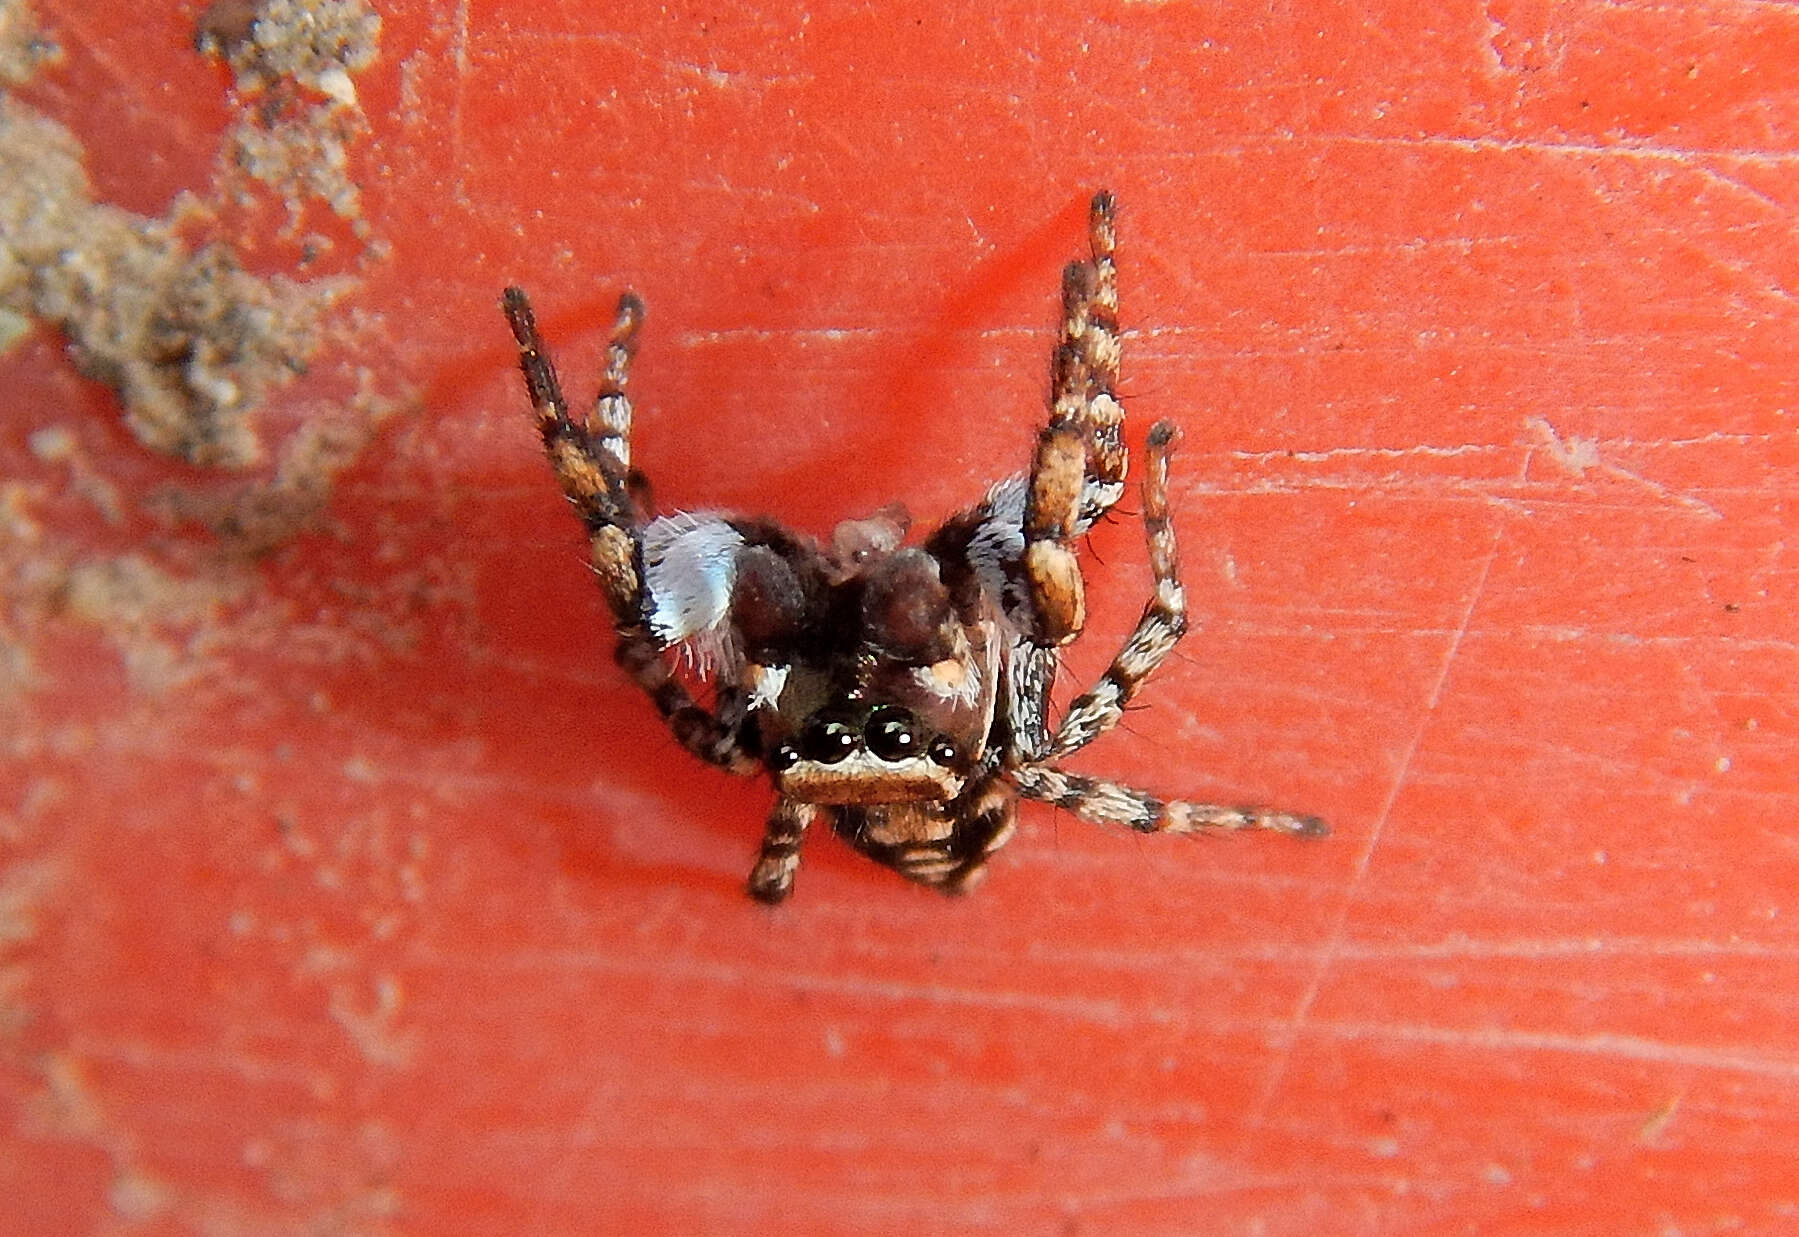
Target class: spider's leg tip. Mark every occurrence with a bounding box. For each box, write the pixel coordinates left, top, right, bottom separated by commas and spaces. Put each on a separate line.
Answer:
500, 286, 538, 341
1146, 420, 1180, 450
746, 875, 793, 906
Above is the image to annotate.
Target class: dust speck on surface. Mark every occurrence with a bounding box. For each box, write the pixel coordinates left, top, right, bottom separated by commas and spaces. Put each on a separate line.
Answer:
198, 0, 384, 236
57, 552, 251, 691
60, 552, 245, 631
151, 367, 403, 552
26, 424, 75, 462
0, 0, 59, 87
0, 109, 335, 468
0, 1, 343, 470
196, 0, 379, 95
109, 1172, 175, 1221
2, 0, 401, 546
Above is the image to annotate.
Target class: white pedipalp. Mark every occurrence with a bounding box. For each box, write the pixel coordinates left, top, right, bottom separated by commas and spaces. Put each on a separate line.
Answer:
641, 512, 744, 648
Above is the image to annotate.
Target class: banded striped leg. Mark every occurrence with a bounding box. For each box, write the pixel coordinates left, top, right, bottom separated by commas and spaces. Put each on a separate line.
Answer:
1045, 420, 1186, 758
613, 638, 758, 774
1016, 422, 1328, 840
502, 287, 755, 775
1023, 190, 1129, 645
1009, 765, 1327, 837
1058, 189, 1127, 526
748, 799, 826, 904
502, 287, 642, 553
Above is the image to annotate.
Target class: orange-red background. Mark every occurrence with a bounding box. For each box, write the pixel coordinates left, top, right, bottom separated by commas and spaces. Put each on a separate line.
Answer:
5, 2, 1798, 1232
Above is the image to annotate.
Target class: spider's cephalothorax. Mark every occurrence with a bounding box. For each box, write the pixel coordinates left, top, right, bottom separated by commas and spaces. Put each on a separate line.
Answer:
502, 191, 1326, 903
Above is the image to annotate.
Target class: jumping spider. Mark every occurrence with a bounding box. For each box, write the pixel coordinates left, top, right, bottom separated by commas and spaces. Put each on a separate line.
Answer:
502, 191, 1325, 903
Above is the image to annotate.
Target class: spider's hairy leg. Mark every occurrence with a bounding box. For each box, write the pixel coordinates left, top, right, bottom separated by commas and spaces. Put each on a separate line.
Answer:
614, 638, 759, 773
1010, 765, 1328, 838
1055, 189, 1127, 522
501, 286, 572, 427
748, 799, 826, 904
1022, 190, 1128, 645
502, 288, 642, 539
1021, 419, 1090, 645
1017, 422, 1327, 841
502, 288, 755, 775
1048, 419, 1186, 758
503, 288, 644, 619
589, 288, 644, 473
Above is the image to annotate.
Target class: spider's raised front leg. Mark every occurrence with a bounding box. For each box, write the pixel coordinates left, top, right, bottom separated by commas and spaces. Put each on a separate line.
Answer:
1021, 190, 1129, 646
1014, 422, 1326, 838
502, 288, 755, 774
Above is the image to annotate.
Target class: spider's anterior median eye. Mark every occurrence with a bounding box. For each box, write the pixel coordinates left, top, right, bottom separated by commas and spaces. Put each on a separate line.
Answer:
800, 717, 858, 764
864, 706, 923, 761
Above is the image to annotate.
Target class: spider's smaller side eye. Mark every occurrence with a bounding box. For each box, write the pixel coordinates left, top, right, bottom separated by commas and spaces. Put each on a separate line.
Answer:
800, 717, 858, 764
926, 737, 959, 766
767, 744, 800, 772
864, 706, 923, 761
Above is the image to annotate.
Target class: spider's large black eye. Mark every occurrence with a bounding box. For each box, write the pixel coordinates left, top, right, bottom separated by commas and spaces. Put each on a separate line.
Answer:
800, 717, 858, 764
864, 706, 922, 761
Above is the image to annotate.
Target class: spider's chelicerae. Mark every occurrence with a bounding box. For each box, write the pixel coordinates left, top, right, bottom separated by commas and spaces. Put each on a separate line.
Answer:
502, 191, 1325, 903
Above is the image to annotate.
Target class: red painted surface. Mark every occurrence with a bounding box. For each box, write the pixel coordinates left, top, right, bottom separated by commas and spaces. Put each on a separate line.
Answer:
5, 2, 1797, 1232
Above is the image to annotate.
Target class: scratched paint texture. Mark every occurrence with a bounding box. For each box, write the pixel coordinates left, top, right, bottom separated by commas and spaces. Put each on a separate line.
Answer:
3, 0, 1797, 1232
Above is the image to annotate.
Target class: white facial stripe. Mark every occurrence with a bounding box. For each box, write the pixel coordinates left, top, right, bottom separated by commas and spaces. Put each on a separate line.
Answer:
777, 749, 962, 805
641, 512, 744, 646
745, 662, 790, 710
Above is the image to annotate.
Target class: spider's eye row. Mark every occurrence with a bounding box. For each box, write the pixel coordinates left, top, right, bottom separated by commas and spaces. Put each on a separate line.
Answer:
864, 706, 922, 761
784, 708, 960, 768
799, 717, 858, 764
